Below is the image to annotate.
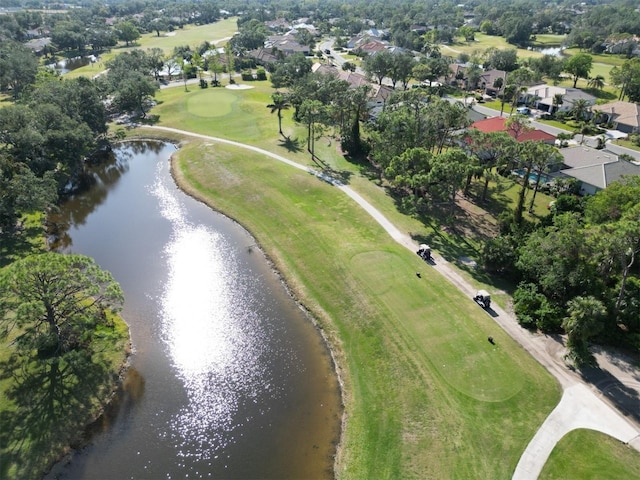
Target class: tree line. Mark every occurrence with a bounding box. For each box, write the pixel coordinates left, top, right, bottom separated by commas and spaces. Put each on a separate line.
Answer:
483, 177, 640, 364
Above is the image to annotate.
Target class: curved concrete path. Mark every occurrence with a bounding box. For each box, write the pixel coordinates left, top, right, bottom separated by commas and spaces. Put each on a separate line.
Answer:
513, 383, 639, 479
146, 125, 640, 478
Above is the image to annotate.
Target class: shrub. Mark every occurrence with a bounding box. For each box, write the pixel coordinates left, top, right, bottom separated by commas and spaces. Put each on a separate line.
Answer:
199, 79, 208, 88
256, 67, 267, 81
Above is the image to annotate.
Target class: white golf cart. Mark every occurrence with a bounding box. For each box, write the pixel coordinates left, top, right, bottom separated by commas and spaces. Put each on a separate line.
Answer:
416, 244, 431, 261
473, 290, 491, 309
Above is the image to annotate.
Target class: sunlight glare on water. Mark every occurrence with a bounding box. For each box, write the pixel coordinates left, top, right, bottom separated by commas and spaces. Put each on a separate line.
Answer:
151, 172, 276, 460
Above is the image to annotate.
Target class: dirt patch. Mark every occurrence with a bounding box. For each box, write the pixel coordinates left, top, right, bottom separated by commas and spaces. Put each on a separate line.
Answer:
453, 195, 499, 240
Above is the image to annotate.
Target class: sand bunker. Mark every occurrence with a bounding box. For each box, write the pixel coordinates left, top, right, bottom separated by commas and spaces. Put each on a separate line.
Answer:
225, 84, 254, 90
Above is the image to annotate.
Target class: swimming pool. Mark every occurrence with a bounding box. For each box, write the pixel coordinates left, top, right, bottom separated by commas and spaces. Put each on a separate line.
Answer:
513, 168, 554, 184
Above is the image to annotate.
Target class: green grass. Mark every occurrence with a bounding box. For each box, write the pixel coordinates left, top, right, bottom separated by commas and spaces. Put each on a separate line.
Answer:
169, 138, 560, 479
0, 213, 48, 267
530, 34, 566, 47
443, 33, 544, 60
139, 80, 640, 477
614, 139, 640, 152
0, 309, 130, 479
62, 17, 238, 79
539, 429, 640, 480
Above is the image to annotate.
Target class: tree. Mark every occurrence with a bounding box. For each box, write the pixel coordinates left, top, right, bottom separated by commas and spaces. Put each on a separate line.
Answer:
485, 48, 519, 72
26, 76, 108, 137
389, 51, 416, 90
385, 147, 432, 196
111, 72, 157, 118
587, 74, 605, 91
299, 99, 325, 157
0, 163, 57, 234
505, 68, 536, 115
267, 92, 291, 137
147, 47, 165, 81
609, 58, 640, 102
511, 139, 561, 224
562, 296, 606, 365
0, 41, 39, 100
571, 98, 591, 122
552, 93, 564, 114
269, 53, 312, 89
427, 148, 473, 220
0, 253, 124, 357
342, 61, 357, 72
412, 57, 449, 89
564, 53, 593, 88
191, 51, 204, 80
362, 50, 393, 86
115, 21, 140, 47
465, 130, 516, 202
149, 18, 169, 37
458, 26, 475, 42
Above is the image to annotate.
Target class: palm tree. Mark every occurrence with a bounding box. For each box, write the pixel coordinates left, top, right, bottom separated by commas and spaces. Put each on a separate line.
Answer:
587, 74, 605, 91
552, 93, 564, 115
267, 93, 291, 137
570, 98, 590, 122
562, 296, 607, 365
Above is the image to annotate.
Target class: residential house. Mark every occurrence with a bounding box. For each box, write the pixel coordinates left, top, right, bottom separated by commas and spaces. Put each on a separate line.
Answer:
265, 18, 291, 32
448, 63, 468, 88
522, 84, 596, 113
265, 35, 310, 55
24, 37, 52, 55
312, 63, 394, 111
470, 116, 557, 145
591, 101, 640, 134
557, 146, 640, 195
478, 69, 507, 96
289, 22, 320, 37
355, 40, 388, 56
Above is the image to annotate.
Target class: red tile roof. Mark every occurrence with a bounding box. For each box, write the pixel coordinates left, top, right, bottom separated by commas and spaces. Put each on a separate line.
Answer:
470, 117, 556, 143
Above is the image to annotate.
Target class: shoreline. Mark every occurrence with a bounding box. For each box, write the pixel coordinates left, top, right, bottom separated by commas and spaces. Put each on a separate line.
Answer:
166, 140, 348, 476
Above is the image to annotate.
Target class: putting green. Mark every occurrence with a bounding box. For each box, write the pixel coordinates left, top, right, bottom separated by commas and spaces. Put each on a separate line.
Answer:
185, 89, 236, 118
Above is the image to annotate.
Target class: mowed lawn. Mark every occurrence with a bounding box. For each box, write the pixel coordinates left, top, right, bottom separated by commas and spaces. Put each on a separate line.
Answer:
137, 82, 640, 477
539, 429, 640, 480
62, 17, 238, 79
144, 85, 563, 477
169, 139, 559, 479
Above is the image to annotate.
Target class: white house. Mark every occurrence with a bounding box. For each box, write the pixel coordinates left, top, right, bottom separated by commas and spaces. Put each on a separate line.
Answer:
522, 84, 596, 113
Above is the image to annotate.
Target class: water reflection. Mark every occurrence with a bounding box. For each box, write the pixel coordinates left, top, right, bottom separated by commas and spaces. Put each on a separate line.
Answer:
154, 176, 278, 458
46, 141, 340, 479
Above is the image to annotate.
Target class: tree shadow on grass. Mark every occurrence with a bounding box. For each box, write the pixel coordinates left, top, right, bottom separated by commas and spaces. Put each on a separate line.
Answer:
0, 221, 47, 268
277, 136, 304, 153
0, 350, 112, 479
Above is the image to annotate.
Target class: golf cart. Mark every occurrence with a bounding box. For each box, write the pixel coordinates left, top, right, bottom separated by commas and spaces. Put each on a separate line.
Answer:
473, 290, 491, 309
416, 244, 431, 261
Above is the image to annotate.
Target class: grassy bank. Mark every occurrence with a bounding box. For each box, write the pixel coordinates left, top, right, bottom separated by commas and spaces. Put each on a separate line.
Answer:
0, 216, 131, 479
166, 136, 560, 478
0, 303, 130, 479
